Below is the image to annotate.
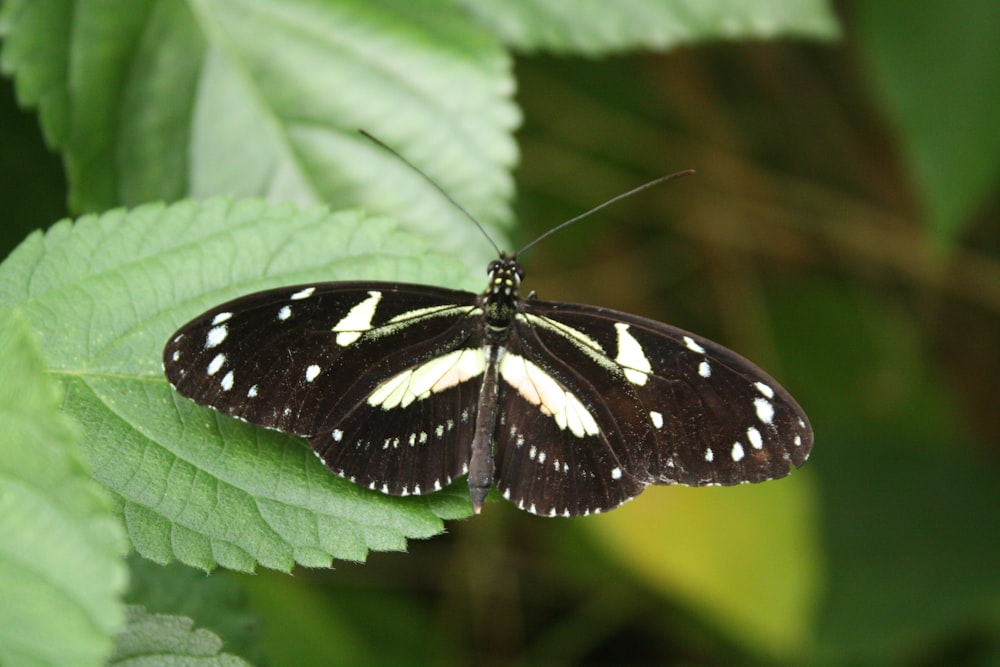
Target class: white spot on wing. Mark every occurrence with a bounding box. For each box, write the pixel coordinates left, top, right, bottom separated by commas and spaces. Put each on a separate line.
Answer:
207, 353, 225, 375
684, 336, 706, 354
305, 364, 321, 382
649, 410, 664, 429
277, 305, 292, 321
614, 323, 651, 385
698, 360, 711, 377
221, 370, 234, 391
754, 397, 775, 424
212, 312, 233, 325
332, 429, 343, 442
611, 467, 622, 480
704, 448, 714, 462
290, 287, 315, 300
205, 324, 228, 349
732, 442, 745, 461
247, 385, 258, 398
755, 382, 775, 398
333, 291, 382, 346
747, 426, 763, 450
171, 350, 180, 362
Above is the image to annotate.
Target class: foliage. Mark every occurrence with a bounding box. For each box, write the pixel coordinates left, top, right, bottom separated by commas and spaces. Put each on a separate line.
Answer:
0, 308, 127, 666
2, 0, 997, 664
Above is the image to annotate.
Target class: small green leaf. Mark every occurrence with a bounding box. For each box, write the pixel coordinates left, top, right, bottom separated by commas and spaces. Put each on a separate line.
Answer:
0, 307, 128, 667
125, 556, 265, 665
459, 0, 839, 54
0, 198, 474, 572
110, 606, 253, 667
0, 0, 517, 265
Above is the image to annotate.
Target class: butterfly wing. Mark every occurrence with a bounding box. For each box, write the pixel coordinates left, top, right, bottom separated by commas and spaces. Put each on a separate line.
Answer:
493, 299, 812, 516
164, 281, 485, 495
493, 325, 648, 517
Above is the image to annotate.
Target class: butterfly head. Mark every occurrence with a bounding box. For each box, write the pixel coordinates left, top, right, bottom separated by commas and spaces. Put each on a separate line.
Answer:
486, 254, 524, 297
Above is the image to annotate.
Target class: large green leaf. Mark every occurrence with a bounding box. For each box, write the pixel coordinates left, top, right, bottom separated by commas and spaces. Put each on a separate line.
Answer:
459, 0, 839, 53
0, 0, 517, 265
854, 2, 1000, 245
0, 307, 128, 667
0, 198, 474, 572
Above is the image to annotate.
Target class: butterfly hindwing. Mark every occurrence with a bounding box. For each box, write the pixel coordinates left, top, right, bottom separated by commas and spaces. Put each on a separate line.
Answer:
309, 359, 484, 497
493, 320, 653, 516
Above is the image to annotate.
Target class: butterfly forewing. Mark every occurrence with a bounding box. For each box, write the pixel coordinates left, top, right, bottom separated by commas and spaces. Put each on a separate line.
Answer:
519, 300, 813, 489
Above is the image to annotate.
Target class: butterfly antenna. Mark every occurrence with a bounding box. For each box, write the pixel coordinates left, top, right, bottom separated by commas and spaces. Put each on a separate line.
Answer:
358, 130, 502, 256
516, 169, 696, 257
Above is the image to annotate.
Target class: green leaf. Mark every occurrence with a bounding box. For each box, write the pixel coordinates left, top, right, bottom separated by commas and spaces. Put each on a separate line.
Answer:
0, 198, 474, 572
0, 307, 128, 667
459, 0, 839, 54
855, 2, 1000, 244
125, 556, 265, 665
0, 0, 517, 266
583, 476, 822, 659
110, 606, 253, 667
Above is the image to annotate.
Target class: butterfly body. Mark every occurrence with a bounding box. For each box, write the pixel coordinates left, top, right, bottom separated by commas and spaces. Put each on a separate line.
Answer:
164, 253, 812, 517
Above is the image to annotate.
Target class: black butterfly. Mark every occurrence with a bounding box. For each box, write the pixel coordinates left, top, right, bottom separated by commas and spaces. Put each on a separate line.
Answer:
163, 150, 812, 517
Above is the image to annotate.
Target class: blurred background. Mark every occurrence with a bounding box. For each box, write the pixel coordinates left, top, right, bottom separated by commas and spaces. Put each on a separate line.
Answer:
2, 1, 998, 665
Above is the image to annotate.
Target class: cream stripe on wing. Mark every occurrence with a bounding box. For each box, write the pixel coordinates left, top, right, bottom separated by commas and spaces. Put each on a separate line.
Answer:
499, 353, 598, 438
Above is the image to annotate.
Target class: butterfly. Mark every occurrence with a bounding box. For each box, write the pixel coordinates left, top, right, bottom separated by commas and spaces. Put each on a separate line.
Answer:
163, 140, 812, 518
